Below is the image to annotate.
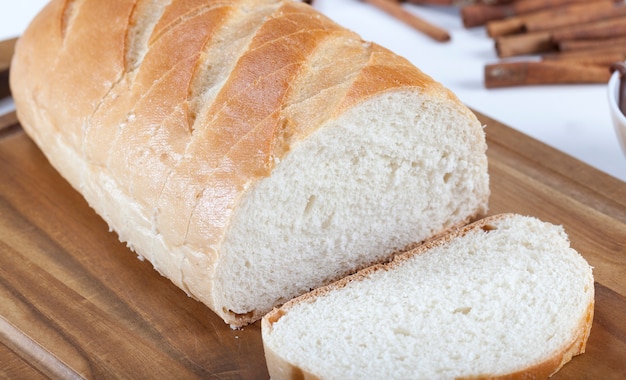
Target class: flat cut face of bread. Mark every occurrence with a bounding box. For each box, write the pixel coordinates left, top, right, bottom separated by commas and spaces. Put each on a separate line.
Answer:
262, 214, 595, 379
10, 0, 489, 326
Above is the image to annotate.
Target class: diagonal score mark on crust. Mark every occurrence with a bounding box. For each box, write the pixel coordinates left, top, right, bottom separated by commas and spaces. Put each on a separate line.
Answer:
185, 28, 327, 144
60, 0, 82, 39
148, 0, 235, 48
53, 0, 86, 95
125, 0, 176, 73
281, 33, 373, 128
184, 1, 283, 131
82, 0, 172, 165
189, 26, 334, 121
50, 0, 142, 192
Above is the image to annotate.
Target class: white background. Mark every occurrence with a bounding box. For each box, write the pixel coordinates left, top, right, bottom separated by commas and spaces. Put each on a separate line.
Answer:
1, 0, 625, 182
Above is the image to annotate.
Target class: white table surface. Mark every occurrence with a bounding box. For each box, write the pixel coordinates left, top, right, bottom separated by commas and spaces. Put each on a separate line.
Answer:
2, 0, 625, 182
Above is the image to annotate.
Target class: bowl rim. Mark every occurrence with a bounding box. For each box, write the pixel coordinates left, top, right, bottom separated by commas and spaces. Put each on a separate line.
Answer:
608, 69, 626, 125
608, 68, 626, 156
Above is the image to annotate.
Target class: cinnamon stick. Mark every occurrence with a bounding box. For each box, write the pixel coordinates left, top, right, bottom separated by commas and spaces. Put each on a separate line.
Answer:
526, 4, 626, 33
484, 60, 611, 87
363, 0, 451, 42
543, 45, 626, 61
551, 16, 626, 42
486, 1, 616, 37
404, 0, 519, 4
486, 17, 526, 37
495, 31, 554, 58
545, 45, 626, 68
496, 15, 626, 58
558, 36, 626, 52
462, 0, 610, 28
546, 52, 626, 67
462, 4, 516, 28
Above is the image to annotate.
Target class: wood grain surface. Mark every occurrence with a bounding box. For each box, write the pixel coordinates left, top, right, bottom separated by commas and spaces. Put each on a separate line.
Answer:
1, 40, 625, 379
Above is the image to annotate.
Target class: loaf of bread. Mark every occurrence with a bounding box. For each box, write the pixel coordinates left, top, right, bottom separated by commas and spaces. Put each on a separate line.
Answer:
10, 0, 489, 326
262, 214, 594, 379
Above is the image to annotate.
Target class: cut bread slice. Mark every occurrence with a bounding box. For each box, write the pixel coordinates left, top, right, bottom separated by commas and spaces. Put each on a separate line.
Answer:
261, 213, 594, 379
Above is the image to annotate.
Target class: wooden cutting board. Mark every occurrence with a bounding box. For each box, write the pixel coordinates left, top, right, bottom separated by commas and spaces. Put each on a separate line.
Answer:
1, 43, 625, 378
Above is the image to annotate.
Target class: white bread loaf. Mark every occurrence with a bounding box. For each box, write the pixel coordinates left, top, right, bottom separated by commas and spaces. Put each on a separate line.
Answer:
262, 214, 595, 379
10, 0, 489, 326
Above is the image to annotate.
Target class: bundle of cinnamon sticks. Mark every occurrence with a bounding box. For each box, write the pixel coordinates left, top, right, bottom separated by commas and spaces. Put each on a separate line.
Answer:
461, 0, 625, 87
305, 0, 623, 87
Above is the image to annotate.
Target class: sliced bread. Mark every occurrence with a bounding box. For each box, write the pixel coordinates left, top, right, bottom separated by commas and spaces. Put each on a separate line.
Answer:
261, 213, 594, 379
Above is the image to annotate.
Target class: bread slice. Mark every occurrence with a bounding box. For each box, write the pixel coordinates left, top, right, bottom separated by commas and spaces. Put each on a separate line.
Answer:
10, 0, 489, 326
262, 214, 595, 379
